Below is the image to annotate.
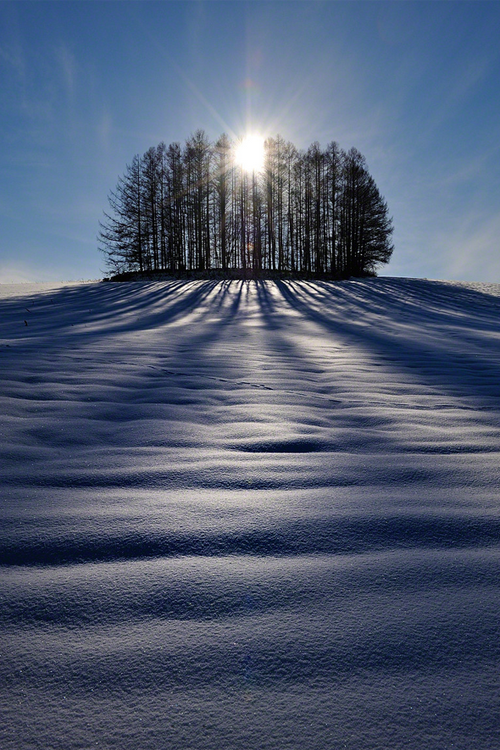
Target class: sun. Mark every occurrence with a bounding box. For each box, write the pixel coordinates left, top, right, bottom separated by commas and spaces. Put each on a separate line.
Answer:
234, 134, 265, 173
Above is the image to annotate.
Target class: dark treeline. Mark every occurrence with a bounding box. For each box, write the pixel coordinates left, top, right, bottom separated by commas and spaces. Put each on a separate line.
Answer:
99, 131, 393, 278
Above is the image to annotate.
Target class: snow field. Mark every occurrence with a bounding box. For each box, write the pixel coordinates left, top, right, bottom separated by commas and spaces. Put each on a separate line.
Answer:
1, 277, 500, 749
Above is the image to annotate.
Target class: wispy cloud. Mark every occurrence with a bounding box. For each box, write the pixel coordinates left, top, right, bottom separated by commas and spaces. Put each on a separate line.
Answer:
55, 43, 77, 101
427, 57, 494, 137
435, 144, 500, 195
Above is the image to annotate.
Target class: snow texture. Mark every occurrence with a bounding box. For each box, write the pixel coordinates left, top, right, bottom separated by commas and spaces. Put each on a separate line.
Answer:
1, 277, 500, 750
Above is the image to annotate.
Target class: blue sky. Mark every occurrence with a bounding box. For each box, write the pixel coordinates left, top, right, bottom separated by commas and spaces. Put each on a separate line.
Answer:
1, 0, 499, 282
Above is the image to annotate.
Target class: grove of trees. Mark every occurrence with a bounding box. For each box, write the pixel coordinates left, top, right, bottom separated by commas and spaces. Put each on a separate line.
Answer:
99, 131, 393, 278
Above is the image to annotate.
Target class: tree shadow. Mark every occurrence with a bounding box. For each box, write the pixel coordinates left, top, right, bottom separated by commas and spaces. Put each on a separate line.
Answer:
273, 278, 500, 408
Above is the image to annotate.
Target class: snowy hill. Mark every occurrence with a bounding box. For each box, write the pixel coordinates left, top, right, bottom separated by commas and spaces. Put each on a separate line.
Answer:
1, 277, 500, 750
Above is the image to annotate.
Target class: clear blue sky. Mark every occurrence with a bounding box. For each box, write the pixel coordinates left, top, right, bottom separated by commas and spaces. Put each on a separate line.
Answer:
1, 0, 499, 282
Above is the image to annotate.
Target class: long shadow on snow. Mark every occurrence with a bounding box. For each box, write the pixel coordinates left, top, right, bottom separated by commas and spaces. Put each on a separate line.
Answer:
0, 279, 220, 352
2, 278, 500, 571
310, 277, 500, 331
276, 278, 500, 406
147, 279, 251, 385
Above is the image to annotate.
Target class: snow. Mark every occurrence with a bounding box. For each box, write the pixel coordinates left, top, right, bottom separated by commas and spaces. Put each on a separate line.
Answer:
1, 276, 500, 750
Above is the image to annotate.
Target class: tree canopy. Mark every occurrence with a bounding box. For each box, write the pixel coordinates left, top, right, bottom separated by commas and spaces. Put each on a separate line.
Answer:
99, 131, 393, 279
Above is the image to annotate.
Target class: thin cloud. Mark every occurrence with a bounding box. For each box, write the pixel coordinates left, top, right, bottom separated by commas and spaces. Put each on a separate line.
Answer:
436, 144, 500, 192
55, 43, 77, 101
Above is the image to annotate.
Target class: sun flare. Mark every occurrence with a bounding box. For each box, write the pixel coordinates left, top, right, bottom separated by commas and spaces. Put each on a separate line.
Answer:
234, 134, 265, 173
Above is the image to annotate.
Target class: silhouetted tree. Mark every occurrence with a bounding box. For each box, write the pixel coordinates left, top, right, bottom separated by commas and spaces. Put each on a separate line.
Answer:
213, 134, 231, 271
324, 141, 342, 275
165, 142, 185, 271
99, 154, 145, 273
99, 133, 394, 278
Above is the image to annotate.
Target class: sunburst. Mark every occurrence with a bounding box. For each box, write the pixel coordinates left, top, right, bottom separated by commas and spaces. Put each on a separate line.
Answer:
234, 134, 265, 173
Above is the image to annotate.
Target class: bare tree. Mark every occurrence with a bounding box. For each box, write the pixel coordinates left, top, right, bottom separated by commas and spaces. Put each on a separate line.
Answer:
99, 154, 145, 273
100, 133, 393, 279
